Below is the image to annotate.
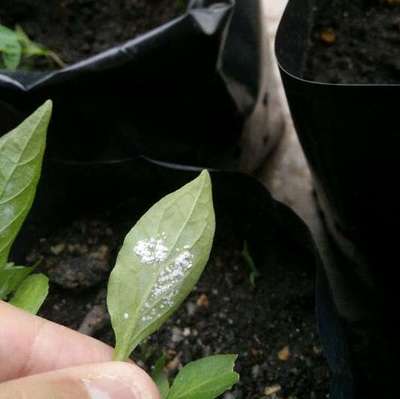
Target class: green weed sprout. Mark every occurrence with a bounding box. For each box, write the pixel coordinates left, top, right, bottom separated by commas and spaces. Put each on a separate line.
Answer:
0, 24, 65, 70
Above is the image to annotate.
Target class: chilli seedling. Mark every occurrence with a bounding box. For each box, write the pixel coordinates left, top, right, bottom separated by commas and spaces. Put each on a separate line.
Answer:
0, 24, 64, 70
0, 101, 52, 313
107, 170, 239, 398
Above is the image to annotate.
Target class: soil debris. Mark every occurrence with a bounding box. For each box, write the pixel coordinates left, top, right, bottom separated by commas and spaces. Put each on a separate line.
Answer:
277, 345, 291, 362
305, 0, 400, 83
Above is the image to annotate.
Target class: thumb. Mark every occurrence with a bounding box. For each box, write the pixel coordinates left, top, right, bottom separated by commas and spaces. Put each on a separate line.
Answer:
0, 362, 160, 399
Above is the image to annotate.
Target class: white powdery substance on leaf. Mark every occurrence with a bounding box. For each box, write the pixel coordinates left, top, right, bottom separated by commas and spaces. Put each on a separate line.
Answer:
174, 250, 193, 269
134, 237, 168, 264
140, 249, 194, 324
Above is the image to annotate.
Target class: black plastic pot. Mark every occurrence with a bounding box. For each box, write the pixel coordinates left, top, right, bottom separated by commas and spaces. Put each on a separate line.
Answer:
276, 1, 400, 398
0, 0, 270, 172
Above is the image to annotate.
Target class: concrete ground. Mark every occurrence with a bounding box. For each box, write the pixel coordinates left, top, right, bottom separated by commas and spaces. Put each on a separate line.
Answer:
259, 0, 322, 240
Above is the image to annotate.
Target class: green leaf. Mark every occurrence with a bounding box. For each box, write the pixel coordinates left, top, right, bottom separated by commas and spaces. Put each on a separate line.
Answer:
242, 241, 259, 287
15, 25, 43, 57
152, 355, 170, 399
107, 170, 215, 361
14, 25, 66, 68
9, 273, 49, 314
0, 24, 22, 70
0, 100, 52, 270
167, 355, 239, 399
0, 262, 33, 300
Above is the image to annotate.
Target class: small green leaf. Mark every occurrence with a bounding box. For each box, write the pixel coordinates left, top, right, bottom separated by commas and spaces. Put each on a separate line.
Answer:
152, 355, 170, 399
107, 170, 215, 361
0, 100, 52, 270
0, 263, 33, 300
167, 355, 239, 399
9, 273, 49, 314
242, 241, 259, 286
14, 25, 66, 68
0, 24, 22, 70
15, 25, 44, 57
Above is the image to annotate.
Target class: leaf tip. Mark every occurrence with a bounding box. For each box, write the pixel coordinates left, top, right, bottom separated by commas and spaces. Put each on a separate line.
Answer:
30, 99, 53, 139
27, 99, 53, 132
198, 169, 213, 200
41, 99, 53, 118
199, 169, 211, 184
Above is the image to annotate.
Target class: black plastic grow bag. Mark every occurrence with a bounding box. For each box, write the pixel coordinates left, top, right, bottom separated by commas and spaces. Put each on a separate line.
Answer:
0, 0, 266, 170
276, 1, 400, 397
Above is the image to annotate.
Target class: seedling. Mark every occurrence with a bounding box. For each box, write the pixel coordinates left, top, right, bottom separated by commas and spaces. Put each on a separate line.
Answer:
0, 24, 65, 70
0, 100, 52, 313
242, 241, 260, 286
107, 170, 239, 398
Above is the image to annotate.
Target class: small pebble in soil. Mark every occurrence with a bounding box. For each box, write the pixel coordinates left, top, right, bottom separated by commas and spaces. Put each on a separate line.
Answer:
196, 293, 209, 308
50, 243, 66, 255
186, 301, 196, 316
319, 28, 336, 45
277, 345, 291, 361
264, 384, 282, 396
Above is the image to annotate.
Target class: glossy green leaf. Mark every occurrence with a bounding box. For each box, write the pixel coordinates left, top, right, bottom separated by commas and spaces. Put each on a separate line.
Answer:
9, 273, 49, 314
167, 355, 239, 399
107, 170, 215, 361
0, 262, 33, 300
152, 355, 170, 399
0, 24, 21, 70
0, 100, 52, 270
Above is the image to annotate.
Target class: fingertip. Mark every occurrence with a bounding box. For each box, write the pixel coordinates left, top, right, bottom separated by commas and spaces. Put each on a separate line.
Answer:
94, 362, 161, 399
0, 361, 161, 399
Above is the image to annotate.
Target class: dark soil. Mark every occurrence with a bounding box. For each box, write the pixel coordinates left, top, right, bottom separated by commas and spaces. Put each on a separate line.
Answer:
24, 214, 330, 399
0, 0, 184, 67
304, 0, 400, 84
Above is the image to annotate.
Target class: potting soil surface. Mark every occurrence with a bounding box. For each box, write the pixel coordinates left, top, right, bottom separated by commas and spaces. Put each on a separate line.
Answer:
305, 0, 400, 84
0, 0, 183, 67
23, 216, 330, 399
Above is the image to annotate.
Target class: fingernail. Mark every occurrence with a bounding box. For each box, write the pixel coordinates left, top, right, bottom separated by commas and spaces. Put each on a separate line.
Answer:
83, 376, 142, 399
